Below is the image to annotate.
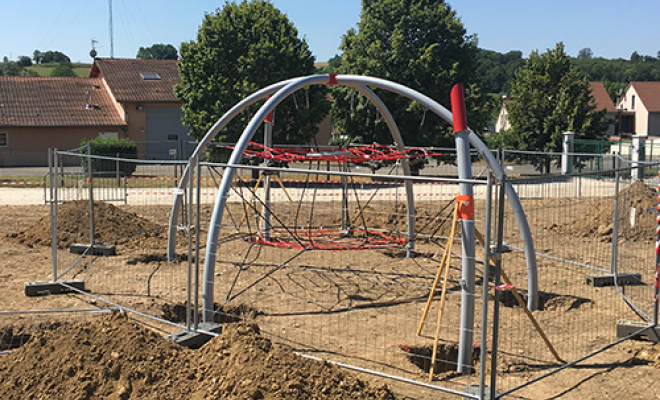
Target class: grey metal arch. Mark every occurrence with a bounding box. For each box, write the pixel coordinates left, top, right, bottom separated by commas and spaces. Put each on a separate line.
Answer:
167, 80, 418, 257
173, 75, 538, 320
167, 79, 299, 260
335, 75, 538, 311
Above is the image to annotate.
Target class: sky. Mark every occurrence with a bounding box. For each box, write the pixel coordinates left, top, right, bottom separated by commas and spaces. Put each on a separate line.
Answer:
1, 0, 659, 64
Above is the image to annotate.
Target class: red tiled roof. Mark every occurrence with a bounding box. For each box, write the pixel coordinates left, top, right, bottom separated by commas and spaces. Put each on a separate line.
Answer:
589, 82, 616, 113
90, 58, 181, 103
629, 81, 660, 112
0, 77, 126, 127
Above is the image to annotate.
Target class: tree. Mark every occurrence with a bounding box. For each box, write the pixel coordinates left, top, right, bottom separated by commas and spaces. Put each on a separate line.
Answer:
40, 50, 70, 64
0, 57, 24, 76
50, 62, 76, 77
176, 0, 330, 146
496, 43, 609, 173
33, 50, 42, 64
136, 44, 178, 60
18, 56, 32, 67
631, 51, 641, 61
331, 0, 493, 148
577, 47, 593, 59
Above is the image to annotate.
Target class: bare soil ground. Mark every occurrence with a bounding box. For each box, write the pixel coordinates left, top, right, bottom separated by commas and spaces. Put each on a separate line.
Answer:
1, 184, 659, 399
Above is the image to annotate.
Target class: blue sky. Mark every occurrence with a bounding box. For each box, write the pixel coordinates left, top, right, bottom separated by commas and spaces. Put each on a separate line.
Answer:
1, 0, 658, 64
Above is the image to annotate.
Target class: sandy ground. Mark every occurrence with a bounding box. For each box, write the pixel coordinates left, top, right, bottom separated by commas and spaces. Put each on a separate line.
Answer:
1, 183, 660, 399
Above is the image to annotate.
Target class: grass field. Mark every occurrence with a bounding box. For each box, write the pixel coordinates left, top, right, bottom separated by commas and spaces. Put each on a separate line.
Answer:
26, 63, 91, 77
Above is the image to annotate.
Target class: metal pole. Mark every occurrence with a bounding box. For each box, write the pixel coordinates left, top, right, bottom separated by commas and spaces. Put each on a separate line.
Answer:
49, 149, 58, 282
478, 171, 493, 400
452, 85, 476, 375
87, 143, 95, 247
610, 155, 620, 274
654, 170, 660, 328
262, 117, 273, 240
194, 154, 201, 331
186, 154, 195, 332
489, 175, 507, 399
186, 153, 197, 331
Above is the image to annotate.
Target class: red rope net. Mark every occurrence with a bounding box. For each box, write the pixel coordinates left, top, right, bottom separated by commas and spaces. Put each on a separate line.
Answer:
245, 227, 408, 251
232, 142, 441, 163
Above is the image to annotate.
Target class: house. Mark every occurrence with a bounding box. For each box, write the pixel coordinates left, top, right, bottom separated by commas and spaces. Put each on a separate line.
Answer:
589, 81, 617, 136
494, 98, 514, 133
615, 81, 660, 137
89, 58, 194, 160
493, 82, 616, 135
0, 77, 126, 167
0, 58, 334, 167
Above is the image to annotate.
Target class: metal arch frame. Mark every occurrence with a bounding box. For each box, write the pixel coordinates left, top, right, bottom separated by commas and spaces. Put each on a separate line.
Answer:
170, 74, 539, 319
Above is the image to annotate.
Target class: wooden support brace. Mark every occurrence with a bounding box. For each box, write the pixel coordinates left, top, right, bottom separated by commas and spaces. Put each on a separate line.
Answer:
474, 228, 563, 364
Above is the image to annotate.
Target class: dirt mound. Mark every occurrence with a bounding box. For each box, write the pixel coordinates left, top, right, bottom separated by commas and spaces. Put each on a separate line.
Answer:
0, 313, 395, 400
547, 181, 657, 242
7, 201, 183, 251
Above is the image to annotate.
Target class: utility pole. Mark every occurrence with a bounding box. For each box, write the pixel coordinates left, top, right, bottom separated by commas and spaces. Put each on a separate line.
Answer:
109, 0, 114, 58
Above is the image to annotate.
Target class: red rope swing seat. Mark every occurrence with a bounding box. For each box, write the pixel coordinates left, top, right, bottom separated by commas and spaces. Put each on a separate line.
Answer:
231, 142, 434, 251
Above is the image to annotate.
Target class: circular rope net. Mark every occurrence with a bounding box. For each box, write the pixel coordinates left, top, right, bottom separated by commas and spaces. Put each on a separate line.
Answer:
223, 142, 438, 252
246, 227, 408, 251
231, 142, 443, 163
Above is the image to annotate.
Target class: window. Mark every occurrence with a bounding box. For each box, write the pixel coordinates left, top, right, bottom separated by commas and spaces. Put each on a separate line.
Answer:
632, 95, 636, 110
167, 134, 178, 141
140, 72, 161, 80
99, 131, 119, 139
0, 132, 7, 147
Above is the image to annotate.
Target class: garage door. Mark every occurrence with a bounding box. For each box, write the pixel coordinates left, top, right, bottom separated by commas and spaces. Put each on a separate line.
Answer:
145, 107, 194, 159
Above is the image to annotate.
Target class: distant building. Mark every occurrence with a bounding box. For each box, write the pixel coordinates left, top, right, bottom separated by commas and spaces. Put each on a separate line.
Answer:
494, 98, 514, 133
0, 77, 126, 167
89, 58, 194, 160
615, 81, 660, 137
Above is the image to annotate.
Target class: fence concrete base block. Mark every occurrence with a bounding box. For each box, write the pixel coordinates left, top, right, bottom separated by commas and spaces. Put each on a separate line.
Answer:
616, 320, 660, 342
24, 279, 86, 297
166, 322, 222, 349
464, 384, 496, 400
585, 273, 642, 287
69, 243, 116, 256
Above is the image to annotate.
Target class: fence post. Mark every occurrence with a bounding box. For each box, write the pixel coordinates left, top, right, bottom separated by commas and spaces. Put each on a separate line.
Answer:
631, 134, 646, 181
186, 154, 196, 332
478, 171, 493, 399
561, 131, 574, 175
489, 175, 507, 399
87, 143, 95, 247
610, 155, 620, 274
49, 148, 58, 282
655, 170, 660, 329
194, 154, 201, 332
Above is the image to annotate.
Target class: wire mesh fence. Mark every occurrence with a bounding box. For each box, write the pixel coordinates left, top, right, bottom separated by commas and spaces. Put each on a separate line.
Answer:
11, 148, 659, 399
490, 167, 659, 398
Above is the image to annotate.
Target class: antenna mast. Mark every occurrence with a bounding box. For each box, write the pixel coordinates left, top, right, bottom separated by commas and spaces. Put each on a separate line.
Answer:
108, 0, 114, 58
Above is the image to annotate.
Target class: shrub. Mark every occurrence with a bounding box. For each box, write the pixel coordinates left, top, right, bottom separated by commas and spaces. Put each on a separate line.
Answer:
80, 137, 138, 177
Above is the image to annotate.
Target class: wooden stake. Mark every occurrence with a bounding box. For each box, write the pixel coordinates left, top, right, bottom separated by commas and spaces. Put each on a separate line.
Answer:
428, 229, 454, 381
417, 202, 459, 336
474, 228, 563, 363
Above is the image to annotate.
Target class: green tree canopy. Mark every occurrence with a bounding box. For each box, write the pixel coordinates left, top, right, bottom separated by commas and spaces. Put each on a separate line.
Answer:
40, 50, 70, 64
136, 44, 178, 60
50, 62, 76, 77
176, 0, 330, 146
495, 43, 609, 172
18, 56, 32, 67
331, 0, 493, 147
